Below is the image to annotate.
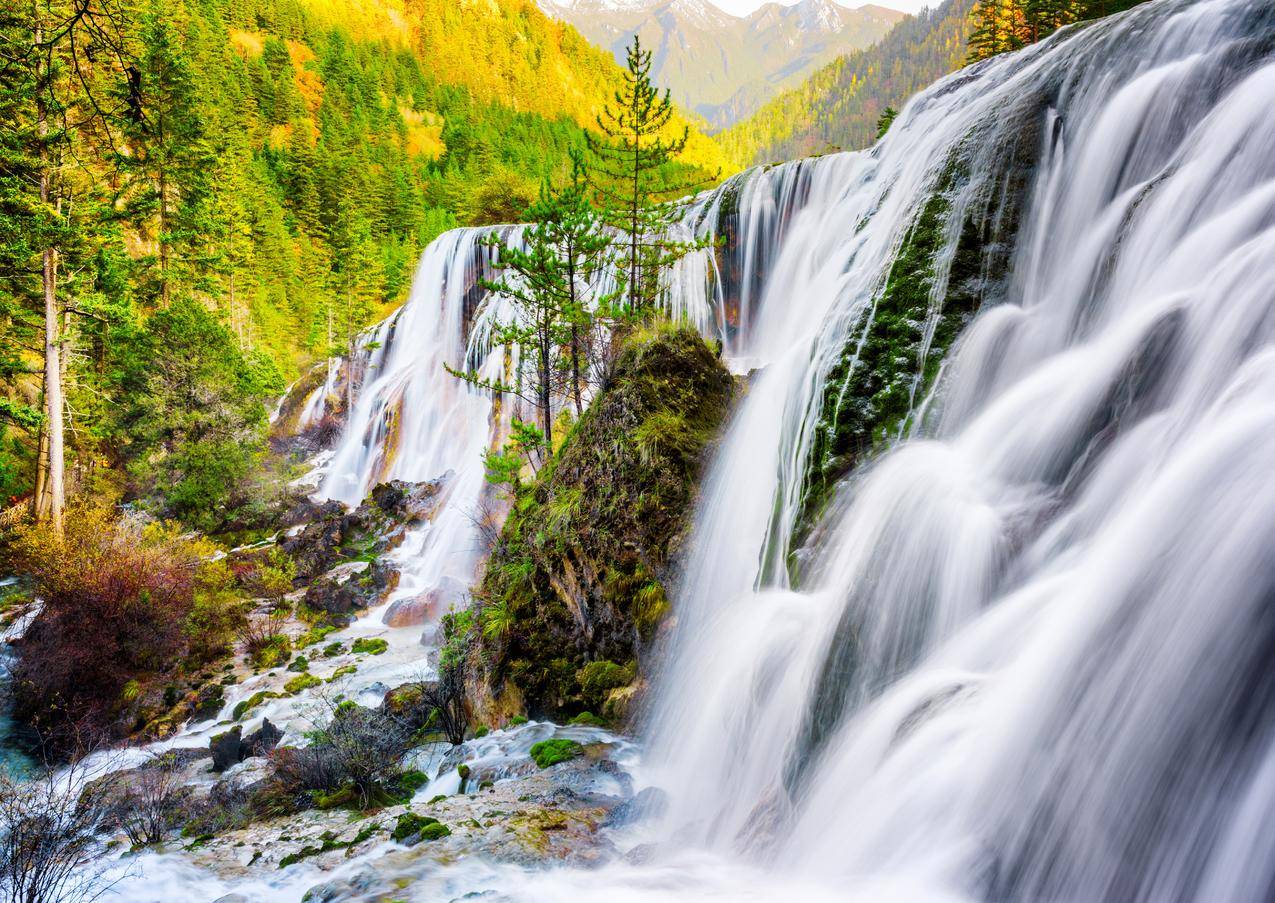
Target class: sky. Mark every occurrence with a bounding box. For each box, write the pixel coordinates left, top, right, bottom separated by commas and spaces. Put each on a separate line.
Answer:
709, 0, 935, 15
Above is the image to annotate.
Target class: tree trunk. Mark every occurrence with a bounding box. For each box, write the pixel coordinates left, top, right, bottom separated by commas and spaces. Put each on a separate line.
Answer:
159, 160, 170, 306
35, 18, 64, 537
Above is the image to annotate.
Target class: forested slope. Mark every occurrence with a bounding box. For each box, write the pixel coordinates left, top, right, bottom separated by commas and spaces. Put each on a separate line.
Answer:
716, 0, 974, 164
0, 0, 729, 519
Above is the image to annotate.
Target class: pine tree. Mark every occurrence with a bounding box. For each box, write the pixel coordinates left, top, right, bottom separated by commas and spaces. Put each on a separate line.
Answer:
0, 0, 132, 535
586, 35, 713, 314
118, 0, 212, 306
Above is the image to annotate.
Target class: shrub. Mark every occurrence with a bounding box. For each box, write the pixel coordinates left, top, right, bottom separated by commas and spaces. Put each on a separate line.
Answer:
245, 630, 292, 669
9, 507, 238, 747
529, 738, 583, 769
0, 753, 118, 902
107, 753, 189, 848
262, 698, 414, 811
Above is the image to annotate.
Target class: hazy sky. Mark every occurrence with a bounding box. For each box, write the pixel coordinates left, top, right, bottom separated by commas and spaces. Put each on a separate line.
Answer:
711, 0, 935, 15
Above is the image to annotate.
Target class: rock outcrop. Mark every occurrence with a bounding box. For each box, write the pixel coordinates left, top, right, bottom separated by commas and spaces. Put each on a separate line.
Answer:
471, 325, 734, 721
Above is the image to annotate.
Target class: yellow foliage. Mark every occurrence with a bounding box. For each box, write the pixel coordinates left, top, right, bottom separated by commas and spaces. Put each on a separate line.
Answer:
399, 106, 446, 160
229, 28, 264, 57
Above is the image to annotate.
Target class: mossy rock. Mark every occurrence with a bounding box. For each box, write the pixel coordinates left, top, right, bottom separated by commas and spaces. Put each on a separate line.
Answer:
284, 673, 321, 694
351, 637, 388, 655
232, 690, 282, 721
286, 655, 309, 673
326, 664, 357, 682
567, 711, 606, 727
529, 738, 583, 768
391, 812, 448, 844
475, 326, 734, 717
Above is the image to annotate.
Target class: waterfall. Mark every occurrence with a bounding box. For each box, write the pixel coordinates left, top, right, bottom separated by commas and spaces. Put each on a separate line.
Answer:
636, 1, 1275, 901
114, 1, 1275, 897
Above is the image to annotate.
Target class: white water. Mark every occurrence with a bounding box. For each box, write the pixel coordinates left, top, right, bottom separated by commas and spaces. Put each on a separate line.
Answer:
110, 0, 1275, 898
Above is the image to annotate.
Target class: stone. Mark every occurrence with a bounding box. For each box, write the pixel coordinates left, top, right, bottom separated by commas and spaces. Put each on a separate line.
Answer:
603, 786, 668, 827
210, 726, 243, 773
382, 575, 466, 628
243, 718, 283, 759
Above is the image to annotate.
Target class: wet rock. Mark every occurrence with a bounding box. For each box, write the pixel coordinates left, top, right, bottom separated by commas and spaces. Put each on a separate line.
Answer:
190, 683, 225, 723
212, 895, 252, 903
383, 575, 466, 628
243, 718, 283, 759
210, 726, 243, 773
624, 842, 658, 865
604, 786, 668, 827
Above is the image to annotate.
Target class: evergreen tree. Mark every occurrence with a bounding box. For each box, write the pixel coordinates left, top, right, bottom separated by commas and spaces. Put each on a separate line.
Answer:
0, 0, 132, 535
586, 35, 714, 314
118, 0, 213, 306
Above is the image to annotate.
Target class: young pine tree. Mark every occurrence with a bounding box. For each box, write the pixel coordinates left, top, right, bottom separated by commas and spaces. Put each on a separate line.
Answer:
447, 156, 613, 442
586, 35, 714, 314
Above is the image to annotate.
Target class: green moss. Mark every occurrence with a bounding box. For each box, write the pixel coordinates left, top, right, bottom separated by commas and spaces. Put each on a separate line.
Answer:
351, 637, 388, 656
797, 159, 985, 556
393, 769, 430, 799
232, 690, 281, 721
277, 823, 378, 868
509, 715, 529, 726
297, 625, 336, 649
284, 673, 322, 694
568, 711, 606, 727
312, 784, 358, 810
419, 822, 451, 841
473, 725, 490, 738
578, 660, 635, 710
390, 812, 449, 844
286, 655, 309, 673
529, 738, 584, 768
326, 664, 358, 682
322, 641, 346, 658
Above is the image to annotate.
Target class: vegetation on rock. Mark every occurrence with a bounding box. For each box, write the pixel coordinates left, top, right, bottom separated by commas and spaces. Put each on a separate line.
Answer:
472, 324, 733, 718
529, 738, 584, 769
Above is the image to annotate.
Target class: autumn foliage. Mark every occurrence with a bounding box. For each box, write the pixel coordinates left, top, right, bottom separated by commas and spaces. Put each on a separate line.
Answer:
8, 506, 241, 748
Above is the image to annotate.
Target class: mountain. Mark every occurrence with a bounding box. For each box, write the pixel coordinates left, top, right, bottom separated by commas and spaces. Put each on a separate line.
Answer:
716, 0, 974, 163
537, 0, 905, 129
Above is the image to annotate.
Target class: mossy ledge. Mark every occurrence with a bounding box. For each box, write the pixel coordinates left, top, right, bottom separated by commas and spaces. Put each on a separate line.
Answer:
795, 88, 1047, 553
472, 325, 734, 720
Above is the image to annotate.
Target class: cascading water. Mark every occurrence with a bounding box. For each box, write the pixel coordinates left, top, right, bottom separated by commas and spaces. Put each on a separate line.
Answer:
641, 2, 1275, 901
105, 0, 1275, 898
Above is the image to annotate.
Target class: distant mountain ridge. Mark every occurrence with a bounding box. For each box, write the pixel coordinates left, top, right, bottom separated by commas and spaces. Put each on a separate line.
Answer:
538, 0, 905, 129
717, 0, 974, 163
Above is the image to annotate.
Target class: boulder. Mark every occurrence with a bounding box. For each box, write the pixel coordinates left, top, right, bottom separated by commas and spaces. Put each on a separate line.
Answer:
210, 726, 243, 773
603, 786, 668, 827
243, 718, 283, 759
382, 575, 467, 628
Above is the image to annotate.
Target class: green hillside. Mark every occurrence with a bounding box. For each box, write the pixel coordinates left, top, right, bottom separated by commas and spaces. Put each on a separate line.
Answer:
0, 0, 731, 511
716, 0, 974, 164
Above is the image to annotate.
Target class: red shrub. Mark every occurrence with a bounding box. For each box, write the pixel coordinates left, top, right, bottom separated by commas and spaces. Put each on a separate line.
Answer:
10, 508, 206, 747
